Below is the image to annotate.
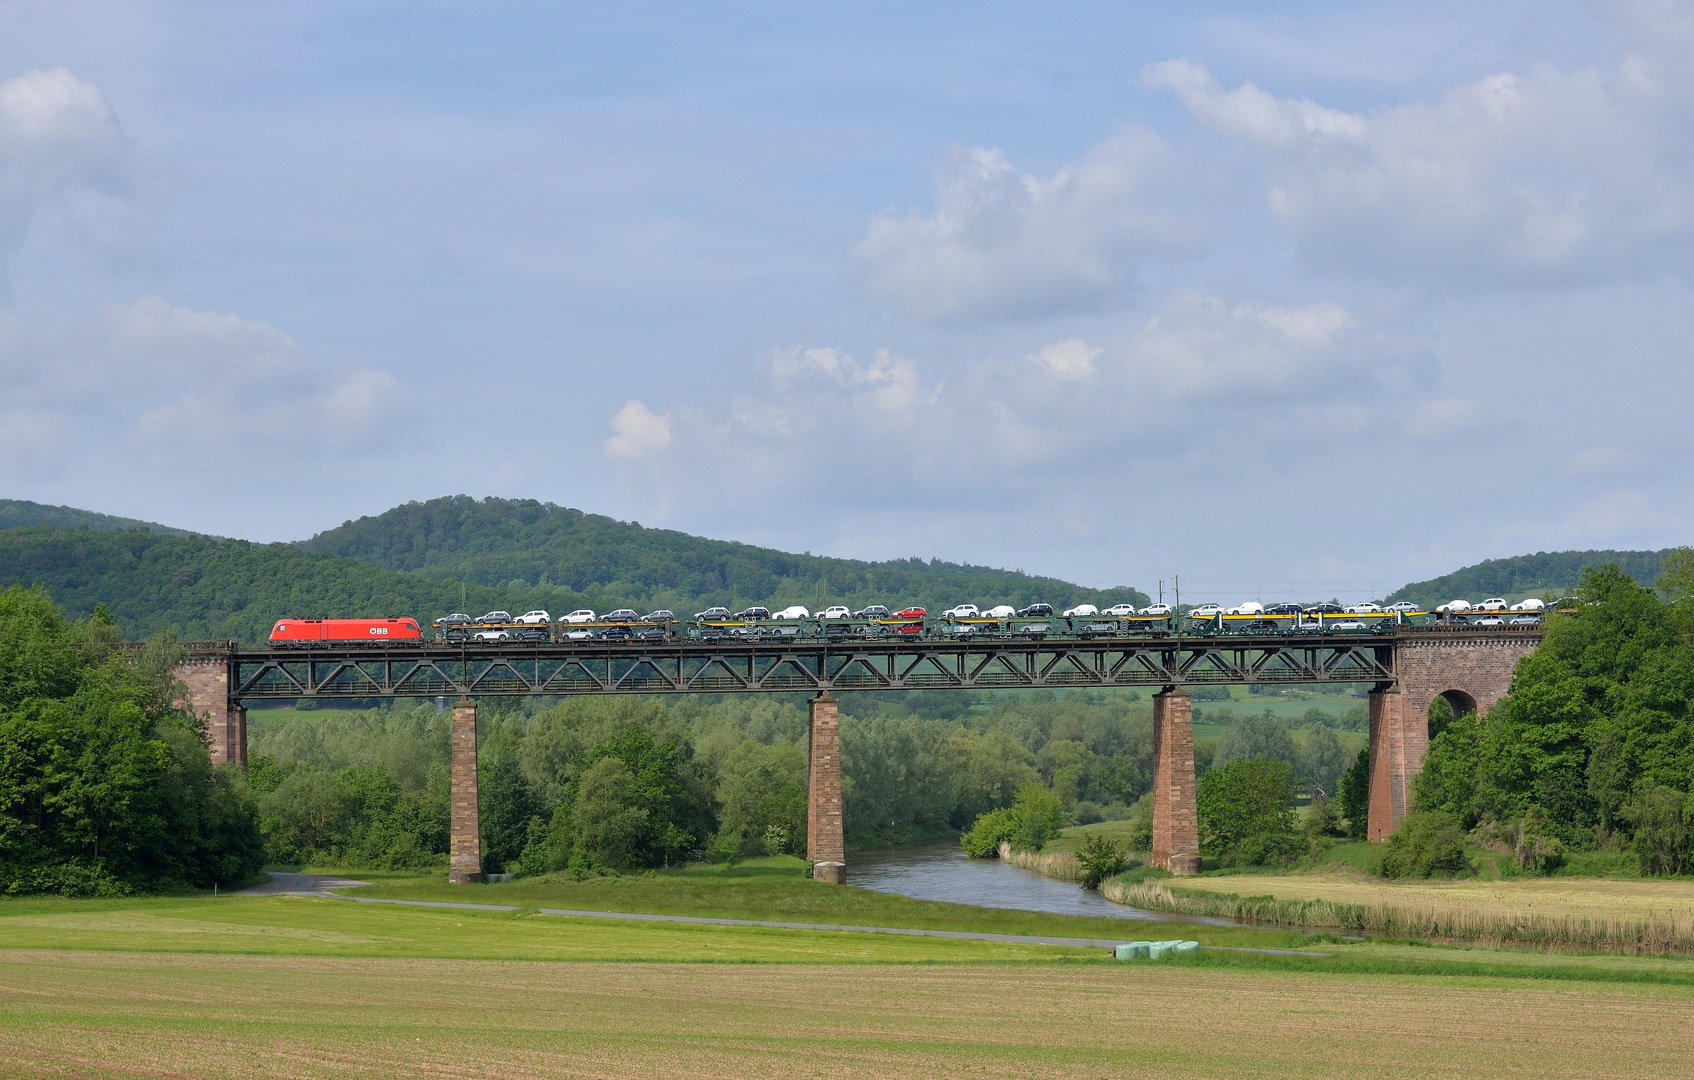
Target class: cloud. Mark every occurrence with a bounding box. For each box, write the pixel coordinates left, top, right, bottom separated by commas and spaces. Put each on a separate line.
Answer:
1025, 339, 1100, 380
1119, 294, 1358, 398
848, 130, 1208, 322
1559, 445, 1643, 476
1403, 398, 1479, 437
602, 399, 673, 460
0, 67, 141, 284
1145, 51, 1694, 283
0, 296, 416, 479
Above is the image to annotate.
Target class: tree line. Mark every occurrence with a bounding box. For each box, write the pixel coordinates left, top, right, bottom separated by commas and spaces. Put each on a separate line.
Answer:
0, 587, 262, 895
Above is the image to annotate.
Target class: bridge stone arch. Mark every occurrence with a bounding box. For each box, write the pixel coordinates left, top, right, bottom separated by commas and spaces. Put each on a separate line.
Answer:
1367, 631, 1540, 840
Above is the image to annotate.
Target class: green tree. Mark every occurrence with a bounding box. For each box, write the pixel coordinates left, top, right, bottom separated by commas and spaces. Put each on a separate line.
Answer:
1010, 782, 1065, 852
1380, 811, 1469, 877
1213, 713, 1298, 772
1297, 723, 1351, 798
1196, 758, 1296, 860
1625, 784, 1693, 876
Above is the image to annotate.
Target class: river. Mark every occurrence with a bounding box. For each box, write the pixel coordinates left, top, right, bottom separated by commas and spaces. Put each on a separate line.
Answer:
849, 840, 1228, 924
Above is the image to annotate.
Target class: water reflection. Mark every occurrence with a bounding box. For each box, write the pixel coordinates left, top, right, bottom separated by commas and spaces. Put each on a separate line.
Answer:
850, 840, 1199, 923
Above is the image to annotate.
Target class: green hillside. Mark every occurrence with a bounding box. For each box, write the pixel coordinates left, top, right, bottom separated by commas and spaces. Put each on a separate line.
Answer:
1383, 549, 1671, 610
300, 495, 1150, 617
0, 526, 566, 643
0, 498, 197, 537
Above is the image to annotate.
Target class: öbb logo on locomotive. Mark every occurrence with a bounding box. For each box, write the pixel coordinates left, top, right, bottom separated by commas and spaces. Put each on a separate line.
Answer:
264, 596, 1549, 648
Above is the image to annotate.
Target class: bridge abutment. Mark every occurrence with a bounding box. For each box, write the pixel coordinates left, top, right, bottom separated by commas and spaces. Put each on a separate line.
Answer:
449, 699, 483, 885
1151, 688, 1200, 875
174, 650, 246, 767
1367, 631, 1541, 839
807, 693, 845, 884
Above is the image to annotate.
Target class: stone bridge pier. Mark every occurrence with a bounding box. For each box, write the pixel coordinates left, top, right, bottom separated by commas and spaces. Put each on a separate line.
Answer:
175, 652, 246, 767
806, 693, 846, 883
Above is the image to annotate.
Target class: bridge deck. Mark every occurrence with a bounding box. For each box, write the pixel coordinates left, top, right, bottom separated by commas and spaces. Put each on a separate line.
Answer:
217, 626, 1541, 700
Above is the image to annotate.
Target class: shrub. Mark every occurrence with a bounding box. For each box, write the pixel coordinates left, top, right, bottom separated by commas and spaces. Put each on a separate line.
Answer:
1626, 785, 1693, 876
1010, 782, 1065, 853
1075, 833, 1132, 889
1222, 830, 1308, 869
1515, 806, 1566, 875
1073, 800, 1104, 825
1380, 811, 1471, 878
960, 807, 1021, 857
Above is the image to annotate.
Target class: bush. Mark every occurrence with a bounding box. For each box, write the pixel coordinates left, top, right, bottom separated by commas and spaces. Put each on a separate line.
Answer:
1075, 833, 1132, 888
1073, 800, 1103, 825
1338, 746, 1370, 840
1515, 806, 1566, 875
1222, 830, 1307, 869
1380, 811, 1471, 878
1010, 782, 1065, 852
958, 782, 1066, 857
1626, 784, 1693, 876
960, 807, 1020, 857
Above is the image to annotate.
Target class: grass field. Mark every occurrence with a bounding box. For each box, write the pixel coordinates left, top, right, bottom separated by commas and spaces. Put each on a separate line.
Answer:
6, 948, 1694, 1078
1174, 868, 1694, 923
10, 861, 1694, 1077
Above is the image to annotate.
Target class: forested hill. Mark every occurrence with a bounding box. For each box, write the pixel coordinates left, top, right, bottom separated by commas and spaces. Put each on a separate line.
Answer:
299, 495, 1150, 617
1383, 549, 1670, 610
0, 499, 197, 537
1, 495, 1149, 642
0, 526, 559, 643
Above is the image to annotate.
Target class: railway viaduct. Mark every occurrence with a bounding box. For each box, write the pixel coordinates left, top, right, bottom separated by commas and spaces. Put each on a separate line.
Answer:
174, 625, 1540, 881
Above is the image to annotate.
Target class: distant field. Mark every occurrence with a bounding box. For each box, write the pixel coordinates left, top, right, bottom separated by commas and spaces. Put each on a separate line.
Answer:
1176, 870, 1694, 923
5, 949, 1692, 1078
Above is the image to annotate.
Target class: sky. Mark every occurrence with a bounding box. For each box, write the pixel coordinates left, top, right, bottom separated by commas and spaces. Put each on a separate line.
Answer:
2, 0, 1692, 603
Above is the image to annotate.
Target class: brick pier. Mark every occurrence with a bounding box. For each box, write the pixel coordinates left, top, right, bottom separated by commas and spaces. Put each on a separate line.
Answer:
806, 693, 845, 883
174, 654, 246, 767
449, 699, 483, 884
1150, 688, 1200, 875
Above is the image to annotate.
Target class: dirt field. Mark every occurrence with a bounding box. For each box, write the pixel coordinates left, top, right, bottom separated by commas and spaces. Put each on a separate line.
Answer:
4, 949, 1691, 1078
1174, 871, 1694, 923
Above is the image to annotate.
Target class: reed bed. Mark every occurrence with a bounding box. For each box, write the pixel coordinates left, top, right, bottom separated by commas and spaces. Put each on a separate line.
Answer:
1104, 879, 1694, 955
998, 842, 1082, 882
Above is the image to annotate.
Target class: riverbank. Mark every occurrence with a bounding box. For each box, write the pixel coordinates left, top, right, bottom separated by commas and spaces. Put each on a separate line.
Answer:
1109, 873, 1694, 955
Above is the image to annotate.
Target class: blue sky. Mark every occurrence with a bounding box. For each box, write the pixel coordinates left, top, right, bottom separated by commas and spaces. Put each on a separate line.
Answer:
3, 1, 1691, 602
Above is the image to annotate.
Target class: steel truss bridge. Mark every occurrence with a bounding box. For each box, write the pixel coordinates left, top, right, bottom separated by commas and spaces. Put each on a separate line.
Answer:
226, 632, 1422, 701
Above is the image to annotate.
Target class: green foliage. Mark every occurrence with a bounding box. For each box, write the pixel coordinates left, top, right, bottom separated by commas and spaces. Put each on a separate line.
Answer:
1339, 746, 1370, 840
1380, 811, 1470, 877
1075, 832, 1131, 888
1413, 564, 1694, 870
1196, 758, 1298, 865
300, 495, 1151, 618
522, 724, 718, 872
0, 587, 263, 892
1515, 805, 1566, 875
1657, 546, 1694, 604
1624, 784, 1693, 876
1212, 713, 1297, 773
1010, 782, 1065, 852
960, 807, 1021, 857
1303, 796, 1345, 839
1382, 547, 1672, 611
1297, 723, 1352, 798
958, 782, 1066, 857
712, 741, 807, 858
0, 498, 193, 537
0, 525, 538, 644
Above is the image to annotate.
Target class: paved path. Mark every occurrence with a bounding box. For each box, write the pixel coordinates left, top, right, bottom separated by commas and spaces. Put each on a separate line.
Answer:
242, 874, 1331, 956
237, 872, 371, 896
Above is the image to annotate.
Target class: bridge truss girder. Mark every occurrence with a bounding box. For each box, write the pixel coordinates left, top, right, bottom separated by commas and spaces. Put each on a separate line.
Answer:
229, 635, 1399, 700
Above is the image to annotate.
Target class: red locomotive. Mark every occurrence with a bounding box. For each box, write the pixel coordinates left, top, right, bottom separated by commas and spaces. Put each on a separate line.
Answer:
269, 617, 425, 647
